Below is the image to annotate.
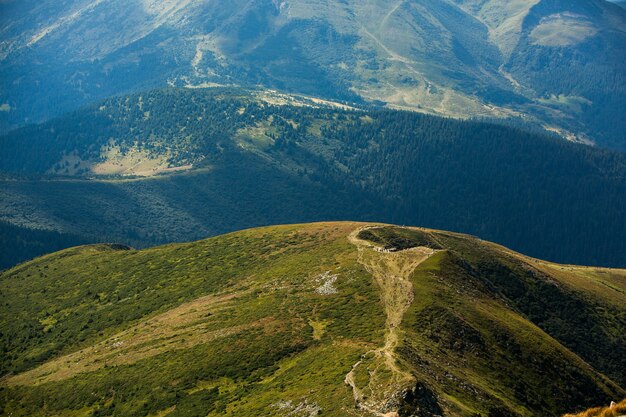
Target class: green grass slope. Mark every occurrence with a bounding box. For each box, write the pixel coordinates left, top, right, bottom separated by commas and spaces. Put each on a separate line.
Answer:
1, 222, 624, 416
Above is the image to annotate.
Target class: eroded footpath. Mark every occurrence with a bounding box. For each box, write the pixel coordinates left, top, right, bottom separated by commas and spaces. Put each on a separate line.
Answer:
345, 227, 438, 416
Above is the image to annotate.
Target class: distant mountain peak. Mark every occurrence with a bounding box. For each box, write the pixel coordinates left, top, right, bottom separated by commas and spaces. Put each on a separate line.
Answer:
1, 0, 624, 148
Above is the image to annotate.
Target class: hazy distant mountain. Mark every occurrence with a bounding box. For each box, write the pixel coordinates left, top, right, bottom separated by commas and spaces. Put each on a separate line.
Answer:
1, 0, 625, 149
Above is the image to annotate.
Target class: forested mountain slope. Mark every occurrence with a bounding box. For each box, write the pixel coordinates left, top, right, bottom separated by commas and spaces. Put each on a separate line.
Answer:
1, 88, 626, 269
1, 0, 625, 149
1, 223, 625, 416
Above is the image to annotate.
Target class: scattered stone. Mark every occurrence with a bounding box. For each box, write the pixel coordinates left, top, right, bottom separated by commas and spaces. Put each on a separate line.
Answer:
315, 271, 338, 295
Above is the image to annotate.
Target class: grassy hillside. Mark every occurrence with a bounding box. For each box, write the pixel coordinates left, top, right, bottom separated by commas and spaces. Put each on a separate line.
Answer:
2, 88, 626, 269
1, 222, 624, 416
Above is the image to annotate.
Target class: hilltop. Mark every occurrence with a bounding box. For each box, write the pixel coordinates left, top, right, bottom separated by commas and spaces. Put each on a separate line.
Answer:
1, 222, 625, 416
2, 88, 626, 270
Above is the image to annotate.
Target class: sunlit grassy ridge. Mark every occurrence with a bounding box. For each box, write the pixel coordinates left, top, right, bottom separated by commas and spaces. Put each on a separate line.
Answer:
564, 399, 626, 417
1, 223, 625, 416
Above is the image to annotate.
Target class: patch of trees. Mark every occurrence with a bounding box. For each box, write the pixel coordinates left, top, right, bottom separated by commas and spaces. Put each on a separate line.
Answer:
0, 222, 85, 271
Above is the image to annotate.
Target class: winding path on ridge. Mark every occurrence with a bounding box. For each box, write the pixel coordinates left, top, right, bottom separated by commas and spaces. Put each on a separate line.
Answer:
345, 226, 438, 416
380, 0, 406, 33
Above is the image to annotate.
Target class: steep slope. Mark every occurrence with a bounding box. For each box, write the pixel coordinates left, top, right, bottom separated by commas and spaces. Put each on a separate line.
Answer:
1, 0, 624, 148
2, 88, 626, 269
1, 222, 625, 416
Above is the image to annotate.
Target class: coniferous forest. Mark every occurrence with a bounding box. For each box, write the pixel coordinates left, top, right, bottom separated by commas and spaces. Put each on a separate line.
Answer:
2, 88, 625, 269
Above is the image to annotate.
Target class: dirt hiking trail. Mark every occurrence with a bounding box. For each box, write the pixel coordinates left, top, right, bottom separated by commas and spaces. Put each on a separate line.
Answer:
345, 226, 438, 416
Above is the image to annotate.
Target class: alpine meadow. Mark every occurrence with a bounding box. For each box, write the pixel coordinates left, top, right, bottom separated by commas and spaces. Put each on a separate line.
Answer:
1, 1, 625, 416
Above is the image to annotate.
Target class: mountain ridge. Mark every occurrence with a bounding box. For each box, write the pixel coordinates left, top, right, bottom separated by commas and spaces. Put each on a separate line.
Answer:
1, 222, 625, 416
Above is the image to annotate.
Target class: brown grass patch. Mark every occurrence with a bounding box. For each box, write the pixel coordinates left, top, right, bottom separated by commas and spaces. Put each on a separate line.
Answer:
6, 291, 269, 386
564, 399, 626, 417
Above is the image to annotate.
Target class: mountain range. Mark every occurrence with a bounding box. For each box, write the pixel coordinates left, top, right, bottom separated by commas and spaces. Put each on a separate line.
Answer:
1, 0, 625, 149
1, 2, 625, 415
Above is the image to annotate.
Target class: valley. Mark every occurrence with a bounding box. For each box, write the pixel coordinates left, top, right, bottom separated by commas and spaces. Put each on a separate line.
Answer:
2, 88, 626, 270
